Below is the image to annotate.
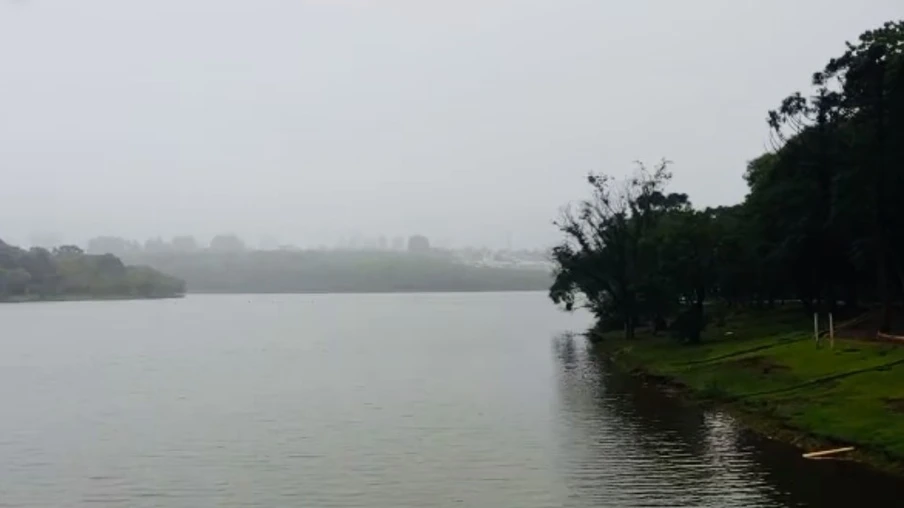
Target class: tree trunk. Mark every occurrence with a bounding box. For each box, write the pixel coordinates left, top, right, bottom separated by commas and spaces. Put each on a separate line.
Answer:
879, 253, 892, 332
875, 66, 892, 333
845, 276, 858, 311
875, 228, 892, 331
624, 316, 635, 341
695, 301, 705, 330
688, 286, 706, 343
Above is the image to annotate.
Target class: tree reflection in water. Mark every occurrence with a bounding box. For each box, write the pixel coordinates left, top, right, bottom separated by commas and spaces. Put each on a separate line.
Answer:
550, 333, 904, 507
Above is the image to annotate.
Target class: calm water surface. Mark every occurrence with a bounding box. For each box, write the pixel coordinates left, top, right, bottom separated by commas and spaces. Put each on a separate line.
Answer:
0, 293, 901, 507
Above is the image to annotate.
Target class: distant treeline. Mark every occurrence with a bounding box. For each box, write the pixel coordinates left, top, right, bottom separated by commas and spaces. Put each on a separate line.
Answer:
551, 21, 904, 340
0, 240, 185, 301
120, 250, 552, 294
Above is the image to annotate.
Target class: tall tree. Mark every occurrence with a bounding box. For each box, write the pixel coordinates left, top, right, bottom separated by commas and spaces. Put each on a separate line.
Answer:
550, 161, 683, 339
551, 20, 904, 340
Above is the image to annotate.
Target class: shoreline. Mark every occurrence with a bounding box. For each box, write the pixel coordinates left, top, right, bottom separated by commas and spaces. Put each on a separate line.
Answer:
185, 288, 548, 295
590, 320, 904, 477
0, 294, 185, 304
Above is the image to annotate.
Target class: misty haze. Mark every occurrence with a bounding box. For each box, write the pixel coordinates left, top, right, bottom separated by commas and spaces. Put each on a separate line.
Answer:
3, 1, 904, 507
0, 0, 894, 250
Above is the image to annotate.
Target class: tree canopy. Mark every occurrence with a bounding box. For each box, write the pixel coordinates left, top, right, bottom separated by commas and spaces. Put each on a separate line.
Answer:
0, 239, 185, 301
551, 20, 904, 340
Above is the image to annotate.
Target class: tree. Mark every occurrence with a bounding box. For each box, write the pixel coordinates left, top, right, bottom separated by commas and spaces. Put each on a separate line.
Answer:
815, 21, 904, 330
761, 20, 904, 328
651, 209, 720, 342
549, 160, 681, 340
0, 269, 9, 298
6, 268, 31, 296
21, 247, 59, 295
0, 238, 184, 300
550, 19, 904, 340
95, 254, 127, 278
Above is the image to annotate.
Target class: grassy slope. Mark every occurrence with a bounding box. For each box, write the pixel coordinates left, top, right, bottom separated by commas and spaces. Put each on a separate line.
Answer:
596, 308, 904, 470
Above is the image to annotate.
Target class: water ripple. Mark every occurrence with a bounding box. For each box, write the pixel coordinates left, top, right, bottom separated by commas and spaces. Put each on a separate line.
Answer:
0, 294, 901, 507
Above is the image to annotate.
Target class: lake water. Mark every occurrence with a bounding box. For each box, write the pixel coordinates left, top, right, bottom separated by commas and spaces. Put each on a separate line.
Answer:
0, 293, 901, 507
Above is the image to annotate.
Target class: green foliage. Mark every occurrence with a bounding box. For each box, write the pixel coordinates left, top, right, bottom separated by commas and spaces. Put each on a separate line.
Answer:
552, 19, 904, 337
599, 311, 904, 462
550, 160, 687, 339
0, 239, 184, 301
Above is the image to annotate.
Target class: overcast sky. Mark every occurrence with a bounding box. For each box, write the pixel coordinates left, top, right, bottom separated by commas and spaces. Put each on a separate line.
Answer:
1, 1, 901, 249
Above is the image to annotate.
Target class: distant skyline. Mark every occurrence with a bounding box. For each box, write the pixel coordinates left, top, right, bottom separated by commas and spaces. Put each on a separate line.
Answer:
29, 232, 542, 253
2, 1, 902, 249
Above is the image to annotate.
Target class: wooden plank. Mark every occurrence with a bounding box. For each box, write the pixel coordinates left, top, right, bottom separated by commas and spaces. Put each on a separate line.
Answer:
802, 447, 855, 459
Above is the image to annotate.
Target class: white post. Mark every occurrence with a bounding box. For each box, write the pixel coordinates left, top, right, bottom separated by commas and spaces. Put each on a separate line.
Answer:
829, 313, 835, 349
814, 313, 819, 346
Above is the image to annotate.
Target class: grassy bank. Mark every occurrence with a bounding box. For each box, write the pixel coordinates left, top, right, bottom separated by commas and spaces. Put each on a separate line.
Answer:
593, 308, 904, 473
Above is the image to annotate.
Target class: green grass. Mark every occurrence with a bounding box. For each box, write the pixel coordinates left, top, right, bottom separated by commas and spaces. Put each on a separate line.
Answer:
596, 307, 904, 470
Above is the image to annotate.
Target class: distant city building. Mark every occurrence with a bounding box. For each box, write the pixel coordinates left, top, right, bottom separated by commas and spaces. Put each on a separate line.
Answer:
360, 237, 378, 250
87, 236, 141, 256
450, 247, 552, 271
407, 235, 431, 253
144, 237, 169, 253
209, 234, 246, 252
29, 232, 62, 249
171, 236, 199, 252
259, 235, 280, 251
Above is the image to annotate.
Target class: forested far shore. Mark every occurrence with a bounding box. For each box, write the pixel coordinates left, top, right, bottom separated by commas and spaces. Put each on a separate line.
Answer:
120, 250, 552, 294
0, 240, 185, 301
550, 20, 904, 341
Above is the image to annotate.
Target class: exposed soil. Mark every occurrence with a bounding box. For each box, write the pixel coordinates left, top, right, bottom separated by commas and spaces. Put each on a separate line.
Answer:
883, 398, 904, 414
732, 355, 790, 375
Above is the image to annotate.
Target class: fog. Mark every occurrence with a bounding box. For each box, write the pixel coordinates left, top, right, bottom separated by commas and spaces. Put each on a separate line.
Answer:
1, 0, 900, 249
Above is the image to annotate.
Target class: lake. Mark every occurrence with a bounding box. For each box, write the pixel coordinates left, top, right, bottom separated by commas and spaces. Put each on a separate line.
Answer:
0, 293, 901, 507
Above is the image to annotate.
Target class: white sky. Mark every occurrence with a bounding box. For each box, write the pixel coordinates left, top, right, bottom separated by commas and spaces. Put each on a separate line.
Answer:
1, 0, 901, 248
